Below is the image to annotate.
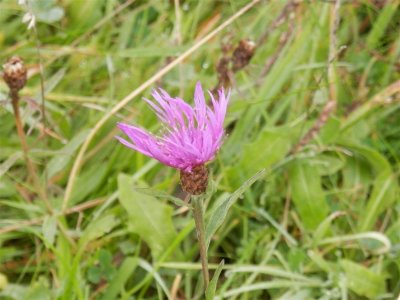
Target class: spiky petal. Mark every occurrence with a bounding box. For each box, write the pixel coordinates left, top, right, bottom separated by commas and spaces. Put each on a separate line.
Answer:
116, 82, 229, 171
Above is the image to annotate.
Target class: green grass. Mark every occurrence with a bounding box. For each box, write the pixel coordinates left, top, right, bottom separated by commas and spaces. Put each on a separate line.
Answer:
0, 0, 400, 299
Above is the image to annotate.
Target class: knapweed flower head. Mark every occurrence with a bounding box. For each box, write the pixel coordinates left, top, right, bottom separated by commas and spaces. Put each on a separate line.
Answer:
116, 82, 229, 194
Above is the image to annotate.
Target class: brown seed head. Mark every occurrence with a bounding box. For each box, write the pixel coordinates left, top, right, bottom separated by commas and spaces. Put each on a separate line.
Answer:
216, 57, 231, 89
3, 56, 27, 92
232, 39, 256, 72
180, 165, 209, 195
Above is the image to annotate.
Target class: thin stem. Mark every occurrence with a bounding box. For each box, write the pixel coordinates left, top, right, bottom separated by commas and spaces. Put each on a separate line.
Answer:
192, 195, 210, 290
32, 16, 49, 200
11, 90, 36, 180
10, 90, 52, 212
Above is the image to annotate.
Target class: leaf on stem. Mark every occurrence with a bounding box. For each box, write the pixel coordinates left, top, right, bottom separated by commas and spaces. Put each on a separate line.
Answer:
205, 169, 266, 250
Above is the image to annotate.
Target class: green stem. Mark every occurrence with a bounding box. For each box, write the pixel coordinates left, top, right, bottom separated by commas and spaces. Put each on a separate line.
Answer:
192, 195, 210, 290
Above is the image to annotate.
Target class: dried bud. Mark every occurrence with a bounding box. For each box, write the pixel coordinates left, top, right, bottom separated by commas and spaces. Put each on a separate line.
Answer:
232, 39, 256, 72
215, 57, 231, 89
3, 56, 27, 92
180, 165, 209, 195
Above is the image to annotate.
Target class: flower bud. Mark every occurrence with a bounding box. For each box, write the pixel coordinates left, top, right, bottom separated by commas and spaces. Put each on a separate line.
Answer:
3, 56, 27, 92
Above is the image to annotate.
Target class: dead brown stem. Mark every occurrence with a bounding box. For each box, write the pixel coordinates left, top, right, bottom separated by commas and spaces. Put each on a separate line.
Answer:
212, 39, 256, 95
10, 90, 52, 212
258, 11, 296, 83
257, 1, 298, 47
11, 91, 36, 182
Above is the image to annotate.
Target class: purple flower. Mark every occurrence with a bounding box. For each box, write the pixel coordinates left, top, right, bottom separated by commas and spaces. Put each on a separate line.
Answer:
116, 82, 230, 172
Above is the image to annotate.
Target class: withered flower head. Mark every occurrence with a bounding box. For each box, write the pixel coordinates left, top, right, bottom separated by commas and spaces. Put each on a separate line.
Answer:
2, 56, 27, 92
232, 39, 256, 72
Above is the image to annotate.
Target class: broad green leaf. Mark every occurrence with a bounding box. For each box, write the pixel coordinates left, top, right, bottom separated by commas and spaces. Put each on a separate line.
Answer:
206, 260, 224, 300
118, 174, 179, 258
79, 214, 119, 248
307, 154, 345, 176
342, 155, 372, 190
100, 257, 139, 300
226, 128, 291, 188
240, 128, 292, 171
338, 140, 391, 174
289, 159, 329, 230
340, 259, 386, 298
319, 117, 341, 144
358, 170, 397, 232
206, 169, 266, 249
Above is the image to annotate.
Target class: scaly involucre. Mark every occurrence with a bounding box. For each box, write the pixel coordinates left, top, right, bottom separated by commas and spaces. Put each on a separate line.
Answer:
116, 82, 229, 171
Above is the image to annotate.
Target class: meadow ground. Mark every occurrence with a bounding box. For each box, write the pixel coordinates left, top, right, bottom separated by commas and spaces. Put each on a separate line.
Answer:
0, 0, 399, 299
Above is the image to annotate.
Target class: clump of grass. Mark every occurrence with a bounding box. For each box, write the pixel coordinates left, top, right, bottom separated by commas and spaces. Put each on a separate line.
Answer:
0, 1, 399, 299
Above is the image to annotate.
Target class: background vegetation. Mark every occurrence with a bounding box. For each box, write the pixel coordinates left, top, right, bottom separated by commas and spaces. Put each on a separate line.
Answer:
0, 0, 399, 299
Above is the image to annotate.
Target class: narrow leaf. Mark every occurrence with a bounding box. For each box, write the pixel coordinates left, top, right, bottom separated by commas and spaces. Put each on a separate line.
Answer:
47, 129, 89, 178
358, 170, 397, 232
100, 257, 138, 300
205, 169, 266, 249
118, 174, 179, 258
0, 152, 21, 179
206, 260, 224, 300
340, 259, 385, 298
366, 2, 399, 49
